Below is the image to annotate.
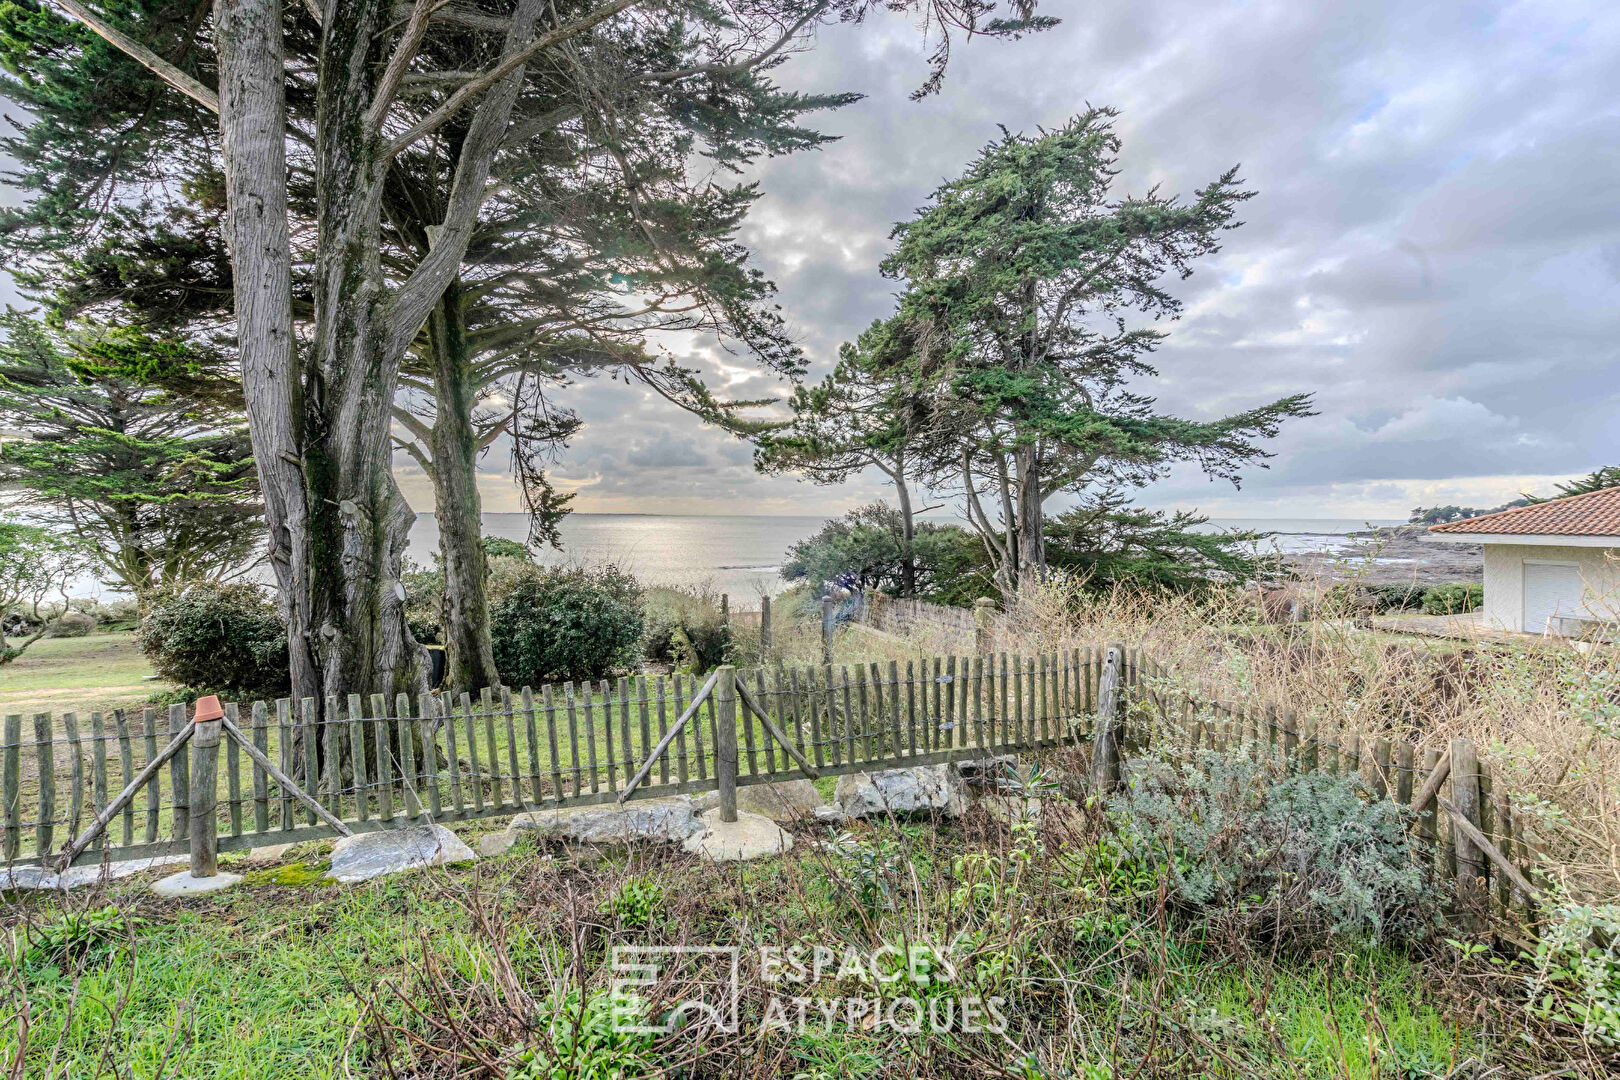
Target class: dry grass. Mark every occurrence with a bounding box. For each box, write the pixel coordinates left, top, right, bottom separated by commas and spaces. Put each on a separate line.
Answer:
769, 580, 1620, 905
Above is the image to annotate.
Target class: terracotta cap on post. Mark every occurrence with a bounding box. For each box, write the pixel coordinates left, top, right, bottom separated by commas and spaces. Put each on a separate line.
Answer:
193, 695, 224, 723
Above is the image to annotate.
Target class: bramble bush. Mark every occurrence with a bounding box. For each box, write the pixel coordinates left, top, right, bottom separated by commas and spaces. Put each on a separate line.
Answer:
1107, 742, 1440, 948
490, 563, 644, 685
138, 582, 289, 697
641, 584, 733, 673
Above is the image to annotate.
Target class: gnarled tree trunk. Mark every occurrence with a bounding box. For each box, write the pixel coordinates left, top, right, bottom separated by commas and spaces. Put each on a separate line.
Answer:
426, 282, 500, 693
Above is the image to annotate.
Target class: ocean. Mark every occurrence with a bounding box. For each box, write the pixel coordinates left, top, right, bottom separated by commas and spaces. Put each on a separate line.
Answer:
404, 512, 1407, 599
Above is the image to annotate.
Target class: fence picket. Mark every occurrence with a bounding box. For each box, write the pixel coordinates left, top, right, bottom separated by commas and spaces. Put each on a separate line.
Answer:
276, 700, 294, 830
525, 686, 543, 804
167, 704, 188, 841
543, 684, 564, 798
322, 694, 341, 813
618, 678, 635, 789
599, 679, 616, 793
122, 709, 140, 844
637, 679, 653, 790
32, 714, 53, 856
462, 692, 486, 811
64, 711, 84, 842
376, 695, 397, 823
444, 693, 466, 813
348, 694, 368, 823
90, 712, 108, 853
482, 687, 503, 808
504, 687, 523, 808
226, 702, 244, 836
1, 715, 17, 860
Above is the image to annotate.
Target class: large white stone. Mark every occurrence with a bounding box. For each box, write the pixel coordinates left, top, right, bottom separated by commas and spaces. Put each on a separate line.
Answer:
509, 797, 701, 845
681, 809, 793, 862
3, 855, 193, 892
834, 765, 968, 820
735, 779, 824, 822
151, 870, 243, 898
326, 824, 476, 884
0, 865, 60, 891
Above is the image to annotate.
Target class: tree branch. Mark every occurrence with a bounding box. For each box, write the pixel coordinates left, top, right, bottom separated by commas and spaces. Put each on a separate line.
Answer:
383, 0, 641, 159
52, 0, 220, 113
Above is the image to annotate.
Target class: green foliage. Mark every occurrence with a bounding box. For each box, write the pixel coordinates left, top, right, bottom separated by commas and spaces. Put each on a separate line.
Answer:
0, 518, 93, 662
45, 610, 95, 637
138, 582, 289, 697
490, 565, 645, 686
17, 906, 137, 972
512, 991, 659, 1080
878, 107, 1314, 587
1044, 489, 1286, 593
0, 313, 260, 593
1420, 583, 1483, 615
1327, 582, 1429, 615
604, 877, 665, 929
1528, 900, 1620, 1045
781, 503, 996, 603
641, 585, 734, 674
1108, 744, 1439, 946
826, 831, 908, 916
481, 536, 532, 562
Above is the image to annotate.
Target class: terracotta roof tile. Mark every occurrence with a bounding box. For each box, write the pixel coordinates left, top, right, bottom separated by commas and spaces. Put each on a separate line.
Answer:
1428, 485, 1620, 536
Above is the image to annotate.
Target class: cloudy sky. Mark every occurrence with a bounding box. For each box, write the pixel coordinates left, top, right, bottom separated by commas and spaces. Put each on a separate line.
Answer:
448, 0, 1617, 522
9, 0, 1620, 523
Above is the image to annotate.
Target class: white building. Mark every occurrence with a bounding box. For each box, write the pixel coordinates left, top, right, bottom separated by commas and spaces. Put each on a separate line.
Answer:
1425, 486, 1620, 635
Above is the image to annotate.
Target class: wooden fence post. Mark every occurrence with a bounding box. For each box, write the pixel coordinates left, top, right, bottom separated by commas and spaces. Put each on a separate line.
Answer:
760, 595, 772, 651
715, 666, 739, 823
721, 593, 729, 625
188, 699, 224, 879
1451, 737, 1486, 927
821, 597, 835, 664
1089, 646, 1124, 795
974, 598, 996, 656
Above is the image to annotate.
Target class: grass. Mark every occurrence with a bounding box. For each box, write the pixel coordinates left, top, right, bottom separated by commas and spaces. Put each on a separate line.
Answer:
0, 632, 170, 720
1, 793, 1540, 1080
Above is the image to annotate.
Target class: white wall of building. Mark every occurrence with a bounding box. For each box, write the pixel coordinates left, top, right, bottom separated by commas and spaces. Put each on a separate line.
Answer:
1481, 543, 1620, 632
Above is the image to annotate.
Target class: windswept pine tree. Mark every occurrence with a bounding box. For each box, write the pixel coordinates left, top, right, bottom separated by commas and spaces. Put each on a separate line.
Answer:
0, 313, 261, 594
0, 0, 1054, 702
880, 108, 1315, 591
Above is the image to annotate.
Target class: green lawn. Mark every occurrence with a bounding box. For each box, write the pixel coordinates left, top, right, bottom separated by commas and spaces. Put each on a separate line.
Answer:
0, 631, 170, 720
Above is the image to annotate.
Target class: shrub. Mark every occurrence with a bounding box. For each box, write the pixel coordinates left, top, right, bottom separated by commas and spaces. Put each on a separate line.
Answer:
138, 582, 289, 697
400, 560, 445, 645
45, 611, 96, 637
490, 564, 644, 686
1327, 582, 1429, 615
641, 584, 732, 673
1107, 743, 1439, 947
1421, 582, 1483, 615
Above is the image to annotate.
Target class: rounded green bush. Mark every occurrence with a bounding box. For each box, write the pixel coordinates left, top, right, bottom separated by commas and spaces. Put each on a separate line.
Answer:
490, 564, 644, 686
138, 583, 289, 697
46, 611, 96, 638
1420, 582, 1483, 615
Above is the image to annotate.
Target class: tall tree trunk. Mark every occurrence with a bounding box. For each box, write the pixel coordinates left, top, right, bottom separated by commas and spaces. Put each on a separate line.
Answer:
214, 0, 321, 708
892, 454, 918, 597
427, 281, 500, 692
303, 0, 426, 707
1015, 442, 1045, 586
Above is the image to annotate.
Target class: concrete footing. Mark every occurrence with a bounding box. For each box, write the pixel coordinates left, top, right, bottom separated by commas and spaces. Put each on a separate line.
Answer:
151, 870, 243, 898
681, 808, 793, 862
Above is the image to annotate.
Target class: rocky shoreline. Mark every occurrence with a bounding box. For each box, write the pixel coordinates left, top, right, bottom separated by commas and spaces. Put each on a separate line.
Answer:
1284, 524, 1482, 587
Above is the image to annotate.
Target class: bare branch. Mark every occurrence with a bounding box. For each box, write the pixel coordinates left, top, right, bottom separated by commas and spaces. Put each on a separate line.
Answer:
367, 0, 448, 130
641, 2, 826, 84
52, 0, 220, 113
383, 0, 642, 158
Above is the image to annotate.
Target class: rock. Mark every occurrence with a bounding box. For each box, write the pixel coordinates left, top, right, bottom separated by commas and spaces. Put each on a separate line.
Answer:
0, 866, 61, 891
151, 870, 244, 897
812, 805, 849, 827
246, 843, 297, 863
977, 795, 1043, 827
509, 797, 700, 845
690, 790, 720, 814
60, 855, 189, 889
326, 824, 476, 884
478, 830, 519, 857
834, 765, 967, 820
735, 779, 824, 822
681, 809, 794, 862
953, 756, 1021, 791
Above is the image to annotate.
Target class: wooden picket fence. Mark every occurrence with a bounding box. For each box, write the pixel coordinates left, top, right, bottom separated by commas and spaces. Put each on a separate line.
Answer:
2, 642, 1540, 927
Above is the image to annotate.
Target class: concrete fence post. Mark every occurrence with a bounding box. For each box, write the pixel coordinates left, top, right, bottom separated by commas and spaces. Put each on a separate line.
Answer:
714, 666, 739, 823
973, 598, 996, 655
